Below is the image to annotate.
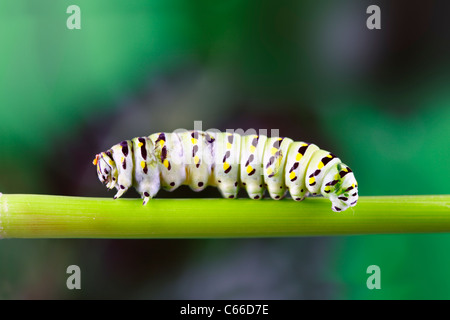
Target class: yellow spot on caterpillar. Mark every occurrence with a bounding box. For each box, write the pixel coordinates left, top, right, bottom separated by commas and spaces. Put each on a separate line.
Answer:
140, 161, 146, 169
246, 165, 253, 174
121, 157, 124, 163
138, 142, 143, 148
301, 143, 308, 146
159, 140, 165, 147
93, 156, 98, 165
191, 138, 197, 145
163, 159, 170, 168
327, 154, 333, 158
324, 186, 331, 192
271, 147, 278, 155
267, 167, 273, 176
309, 177, 315, 185
295, 153, 303, 161
194, 156, 200, 165
109, 160, 114, 165
223, 162, 230, 171
226, 143, 232, 149
318, 162, 324, 169
249, 145, 256, 153
289, 171, 296, 180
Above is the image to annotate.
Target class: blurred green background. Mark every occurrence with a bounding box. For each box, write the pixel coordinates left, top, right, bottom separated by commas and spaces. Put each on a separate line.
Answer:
0, 0, 449, 299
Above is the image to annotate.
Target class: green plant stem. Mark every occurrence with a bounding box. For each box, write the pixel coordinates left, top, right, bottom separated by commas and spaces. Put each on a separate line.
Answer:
0, 194, 449, 239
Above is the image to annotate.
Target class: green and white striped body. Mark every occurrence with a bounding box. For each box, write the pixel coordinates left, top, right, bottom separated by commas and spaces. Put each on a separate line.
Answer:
94, 130, 358, 212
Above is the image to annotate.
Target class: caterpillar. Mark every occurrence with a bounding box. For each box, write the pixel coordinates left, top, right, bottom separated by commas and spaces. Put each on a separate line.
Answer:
93, 130, 358, 212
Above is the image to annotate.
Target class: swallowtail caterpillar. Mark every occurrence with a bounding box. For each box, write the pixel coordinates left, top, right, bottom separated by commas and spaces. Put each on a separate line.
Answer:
93, 131, 358, 212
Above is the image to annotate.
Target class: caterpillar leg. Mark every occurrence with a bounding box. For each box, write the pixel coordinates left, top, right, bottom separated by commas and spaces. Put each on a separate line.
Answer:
290, 191, 308, 202
113, 186, 128, 200
112, 170, 133, 200
246, 185, 265, 200
136, 178, 161, 205
138, 186, 160, 205
141, 191, 155, 205
132, 137, 161, 205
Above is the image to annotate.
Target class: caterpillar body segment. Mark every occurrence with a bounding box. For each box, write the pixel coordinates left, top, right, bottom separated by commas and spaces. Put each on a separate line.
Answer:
209, 132, 239, 199
94, 130, 358, 212
131, 136, 159, 205
239, 134, 267, 200
263, 137, 293, 200
284, 142, 320, 202
148, 132, 185, 193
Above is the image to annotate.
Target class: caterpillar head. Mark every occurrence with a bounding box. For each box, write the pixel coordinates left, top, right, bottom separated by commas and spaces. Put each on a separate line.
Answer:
93, 151, 117, 190
321, 163, 358, 212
